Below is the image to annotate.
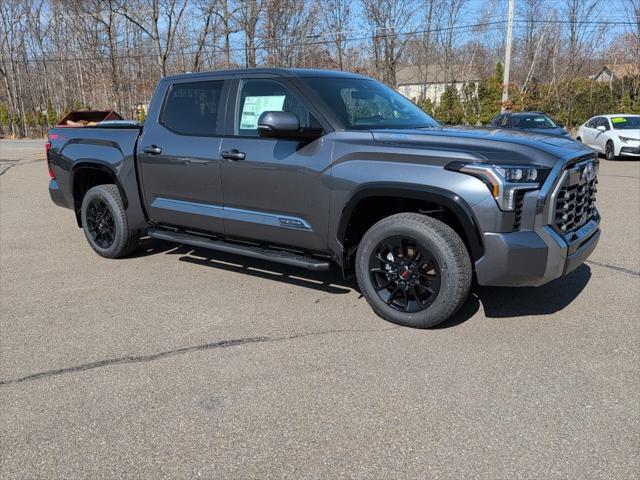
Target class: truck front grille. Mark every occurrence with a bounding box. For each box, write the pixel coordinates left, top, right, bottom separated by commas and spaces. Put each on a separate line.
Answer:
553, 158, 598, 233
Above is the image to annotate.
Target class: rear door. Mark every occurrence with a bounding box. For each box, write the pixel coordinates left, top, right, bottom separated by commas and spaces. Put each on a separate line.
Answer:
138, 78, 229, 233
218, 75, 334, 252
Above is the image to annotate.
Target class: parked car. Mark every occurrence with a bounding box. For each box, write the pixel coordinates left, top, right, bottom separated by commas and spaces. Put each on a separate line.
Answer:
576, 114, 640, 160
46, 68, 600, 328
491, 112, 570, 137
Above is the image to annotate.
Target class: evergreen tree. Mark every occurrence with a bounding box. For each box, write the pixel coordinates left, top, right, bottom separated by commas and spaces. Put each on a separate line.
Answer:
420, 97, 434, 116
461, 83, 479, 125
434, 83, 463, 125
46, 98, 57, 126
35, 111, 45, 126
0, 103, 9, 126
25, 111, 35, 128
478, 63, 503, 125
621, 92, 633, 113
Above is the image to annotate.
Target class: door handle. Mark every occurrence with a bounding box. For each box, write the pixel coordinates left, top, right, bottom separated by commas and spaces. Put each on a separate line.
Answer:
220, 149, 246, 161
143, 145, 162, 155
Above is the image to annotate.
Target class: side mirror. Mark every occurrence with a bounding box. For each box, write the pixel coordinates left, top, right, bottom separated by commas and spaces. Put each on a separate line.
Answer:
556, 122, 564, 128
257, 111, 300, 138
257, 111, 323, 140
596, 125, 606, 132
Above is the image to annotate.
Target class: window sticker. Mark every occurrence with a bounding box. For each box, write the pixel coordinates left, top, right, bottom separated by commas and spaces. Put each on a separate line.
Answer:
240, 95, 285, 130
611, 117, 626, 124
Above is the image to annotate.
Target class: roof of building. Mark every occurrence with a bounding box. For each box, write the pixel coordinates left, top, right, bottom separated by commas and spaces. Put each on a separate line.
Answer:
592, 63, 640, 80
396, 64, 481, 85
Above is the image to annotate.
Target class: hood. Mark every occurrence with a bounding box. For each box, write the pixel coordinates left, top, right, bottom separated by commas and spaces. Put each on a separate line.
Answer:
614, 129, 640, 139
518, 127, 570, 137
370, 126, 593, 168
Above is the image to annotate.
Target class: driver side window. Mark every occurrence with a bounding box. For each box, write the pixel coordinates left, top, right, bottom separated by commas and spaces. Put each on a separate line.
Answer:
236, 79, 310, 137
599, 118, 611, 131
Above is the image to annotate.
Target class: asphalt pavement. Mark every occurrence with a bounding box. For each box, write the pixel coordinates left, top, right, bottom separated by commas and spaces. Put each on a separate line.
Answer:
1, 139, 639, 479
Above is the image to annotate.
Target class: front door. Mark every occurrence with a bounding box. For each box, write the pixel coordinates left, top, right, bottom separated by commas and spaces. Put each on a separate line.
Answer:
593, 117, 611, 152
219, 77, 333, 252
582, 117, 599, 150
138, 79, 228, 233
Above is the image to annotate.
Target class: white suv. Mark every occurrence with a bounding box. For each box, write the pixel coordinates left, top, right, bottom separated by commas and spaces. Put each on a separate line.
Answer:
576, 114, 640, 160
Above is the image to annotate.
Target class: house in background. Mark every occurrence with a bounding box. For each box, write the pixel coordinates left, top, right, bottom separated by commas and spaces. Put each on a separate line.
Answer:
591, 64, 640, 82
396, 64, 480, 105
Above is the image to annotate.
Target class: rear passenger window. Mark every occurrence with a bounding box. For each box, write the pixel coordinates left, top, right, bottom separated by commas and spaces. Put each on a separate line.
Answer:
162, 81, 223, 135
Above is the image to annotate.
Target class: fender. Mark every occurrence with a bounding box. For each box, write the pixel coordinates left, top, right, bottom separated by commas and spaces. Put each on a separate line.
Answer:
71, 162, 129, 209
337, 182, 484, 261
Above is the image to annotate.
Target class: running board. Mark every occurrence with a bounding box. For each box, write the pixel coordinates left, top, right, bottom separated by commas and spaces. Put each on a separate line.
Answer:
148, 229, 331, 271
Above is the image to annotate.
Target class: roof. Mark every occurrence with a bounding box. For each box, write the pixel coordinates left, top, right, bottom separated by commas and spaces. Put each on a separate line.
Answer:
600, 113, 640, 118
396, 64, 481, 85
507, 111, 550, 117
593, 63, 640, 80
162, 67, 368, 82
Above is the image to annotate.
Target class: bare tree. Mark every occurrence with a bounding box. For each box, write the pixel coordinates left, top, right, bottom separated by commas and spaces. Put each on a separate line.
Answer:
261, 0, 318, 67
235, 0, 262, 67
319, 0, 351, 70
561, 0, 606, 123
113, 0, 188, 77
436, 0, 468, 83
362, 0, 417, 86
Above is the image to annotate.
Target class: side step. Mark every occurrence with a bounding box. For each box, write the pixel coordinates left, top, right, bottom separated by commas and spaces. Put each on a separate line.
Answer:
148, 228, 332, 271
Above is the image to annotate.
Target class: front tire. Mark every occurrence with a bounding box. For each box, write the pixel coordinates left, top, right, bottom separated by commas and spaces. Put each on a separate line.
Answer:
81, 184, 139, 258
605, 140, 616, 160
355, 213, 472, 328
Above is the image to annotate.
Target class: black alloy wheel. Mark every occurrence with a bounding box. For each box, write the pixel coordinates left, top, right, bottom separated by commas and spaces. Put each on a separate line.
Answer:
368, 236, 441, 313
85, 198, 116, 249
605, 141, 615, 160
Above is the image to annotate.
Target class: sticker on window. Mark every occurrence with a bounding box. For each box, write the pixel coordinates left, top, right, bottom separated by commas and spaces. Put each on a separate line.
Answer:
240, 95, 285, 130
611, 117, 626, 124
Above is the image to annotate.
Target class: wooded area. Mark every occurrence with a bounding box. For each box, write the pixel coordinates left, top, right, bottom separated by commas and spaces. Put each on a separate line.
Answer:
1, 0, 639, 138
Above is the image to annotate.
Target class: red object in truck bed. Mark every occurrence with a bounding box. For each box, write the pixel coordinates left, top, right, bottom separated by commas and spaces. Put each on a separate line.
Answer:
56, 110, 123, 127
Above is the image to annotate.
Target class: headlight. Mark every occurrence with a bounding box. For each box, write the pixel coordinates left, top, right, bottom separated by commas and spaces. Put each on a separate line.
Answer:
620, 136, 629, 143
446, 162, 550, 211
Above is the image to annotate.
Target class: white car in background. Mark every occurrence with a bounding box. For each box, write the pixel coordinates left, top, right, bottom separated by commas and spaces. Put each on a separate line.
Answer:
576, 114, 640, 160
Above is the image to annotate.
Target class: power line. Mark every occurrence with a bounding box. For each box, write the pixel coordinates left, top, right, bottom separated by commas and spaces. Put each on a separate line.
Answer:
1, 17, 636, 63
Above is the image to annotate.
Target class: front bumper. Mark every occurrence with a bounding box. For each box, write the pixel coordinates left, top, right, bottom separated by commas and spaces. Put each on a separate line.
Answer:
619, 146, 640, 156
475, 217, 600, 287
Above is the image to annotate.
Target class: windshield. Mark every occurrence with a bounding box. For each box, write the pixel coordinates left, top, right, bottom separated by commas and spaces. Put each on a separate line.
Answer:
610, 116, 640, 130
512, 114, 557, 129
300, 77, 440, 130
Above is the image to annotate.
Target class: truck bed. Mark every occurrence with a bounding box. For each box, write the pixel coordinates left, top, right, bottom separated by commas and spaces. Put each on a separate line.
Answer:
47, 123, 147, 231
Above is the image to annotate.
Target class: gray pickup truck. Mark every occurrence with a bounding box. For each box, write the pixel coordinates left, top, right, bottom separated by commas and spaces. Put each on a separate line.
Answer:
47, 68, 600, 328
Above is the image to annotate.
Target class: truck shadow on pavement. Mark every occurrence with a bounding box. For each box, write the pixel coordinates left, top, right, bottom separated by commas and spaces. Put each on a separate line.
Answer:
134, 238, 592, 328
440, 264, 592, 328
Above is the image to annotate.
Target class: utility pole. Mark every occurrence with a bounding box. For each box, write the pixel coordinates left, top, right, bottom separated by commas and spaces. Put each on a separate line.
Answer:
501, 0, 515, 112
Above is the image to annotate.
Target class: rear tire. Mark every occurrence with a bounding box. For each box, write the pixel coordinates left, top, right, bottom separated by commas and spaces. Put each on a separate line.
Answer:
81, 184, 139, 258
605, 140, 616, 160
355, 213, 472, 328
